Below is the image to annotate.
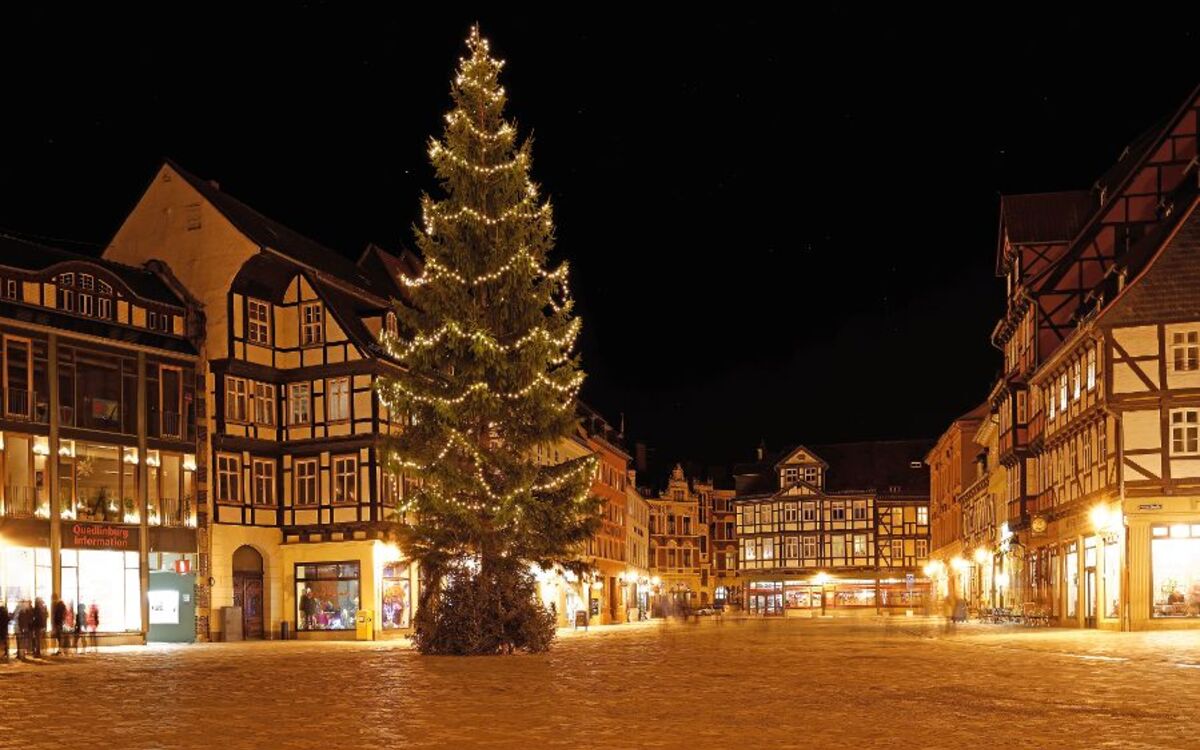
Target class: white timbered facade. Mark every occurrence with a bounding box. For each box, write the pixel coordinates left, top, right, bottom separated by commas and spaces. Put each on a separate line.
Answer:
733, 443, 931, 616
105, 161, 419, 640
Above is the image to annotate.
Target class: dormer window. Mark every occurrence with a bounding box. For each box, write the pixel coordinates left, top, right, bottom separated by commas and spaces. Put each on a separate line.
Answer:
247, 299, 271, 346
782, 467, 799, 486
59, 272, 75, 287
79, 274, 94, 292
302, 302, 324, 346
384, 311, 398, 339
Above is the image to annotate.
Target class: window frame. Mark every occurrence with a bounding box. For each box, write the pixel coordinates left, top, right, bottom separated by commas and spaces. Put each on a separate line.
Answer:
253, 382, 276, 426
1170, 409, 1200, 456
301, 302, 324, 346
216, 453, 242, 505
224, 376, 248, 423
294, 458, 319, 506
327, 377, 350, 422
332, 455, 357, 505
289, 382, 311, 425
246, 298, 272, 346
252, 458, 276, 507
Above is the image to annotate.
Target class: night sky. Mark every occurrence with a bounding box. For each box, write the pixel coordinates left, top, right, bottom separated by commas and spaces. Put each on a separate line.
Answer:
2, 9, 1197, 483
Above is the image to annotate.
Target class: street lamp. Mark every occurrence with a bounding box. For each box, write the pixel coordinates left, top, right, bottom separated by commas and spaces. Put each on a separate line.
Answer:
813, 572, 830, 616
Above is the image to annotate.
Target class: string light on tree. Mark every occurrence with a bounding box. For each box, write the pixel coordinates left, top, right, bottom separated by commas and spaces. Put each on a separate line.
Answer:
376, 25, 602, 654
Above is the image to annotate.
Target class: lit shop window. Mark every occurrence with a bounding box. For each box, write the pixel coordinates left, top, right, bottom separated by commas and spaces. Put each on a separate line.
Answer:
381, 562, 411, 629
59, 549, 142, 632
1151, 524, 1200, 618
296, 562, 360, 631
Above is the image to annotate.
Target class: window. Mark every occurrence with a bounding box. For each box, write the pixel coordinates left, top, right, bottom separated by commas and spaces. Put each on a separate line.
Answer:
60, 288, 74, 312
252, 459, 276, 506
831, 502, 846, 521
147, 311, 157, 330
782, 467, 798, 486
327, 378, 350, 422
784, 503, 798, 522
892, 539, 904, 559
761, 537, 774, 561
79, 294, 94, 316
741, 538, 756, 562
98, 297, 112, 320
253, 382, 275, 426
1072, 361, 1081, 401
59, 272, 75, 287
917, 506, 929, 526
302, 302, 324, 346
830, 535, 846, 559
1151, 524, 1200, 619
1048, 384, 1056, 420
1171, 410, 1200, 455
381, 562, 411, 629
1017, 390, 1027, 423
1059, 373, 1068, 412
289, 383, 311, 425
852, 500, 867, 521
224, 376, 247, 422
804, 466, 819, 486
247, 299, 271, 346
384, 312, 398, 338
852, 534, 868, 556
1173, 331, 1200, 372
802, 536, 817, 558
333, 456, 357, 504
294, 459, 318, 506
1087, 347, 1097, 391
97, 281, 112, 296
4, 279, 16, 299
79, 274, 94, 291
216, 454, 241, 504
785, 536, 798, 559
296, 562, 360, 631
801, 502, 816, 522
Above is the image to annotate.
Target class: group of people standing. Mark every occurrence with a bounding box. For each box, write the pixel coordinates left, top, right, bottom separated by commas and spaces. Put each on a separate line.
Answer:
0, 598, 100, 661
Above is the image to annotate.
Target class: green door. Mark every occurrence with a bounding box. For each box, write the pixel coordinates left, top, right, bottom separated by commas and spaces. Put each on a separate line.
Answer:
148, 570, 196, 643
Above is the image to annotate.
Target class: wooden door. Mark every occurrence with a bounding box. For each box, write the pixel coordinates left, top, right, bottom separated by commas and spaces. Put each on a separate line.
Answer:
233, 572, 265, 638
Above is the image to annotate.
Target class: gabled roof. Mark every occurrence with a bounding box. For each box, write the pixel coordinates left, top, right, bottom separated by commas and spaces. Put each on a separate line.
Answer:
356, 243, 421, 303
773, 444, 830, 470
0, 232, 184, 306
1099, 196, 1200, 328
165, 160, 391, 301
809, 440, 933, 495
1034, 85, 1200, 296
996, 190, 1095, 270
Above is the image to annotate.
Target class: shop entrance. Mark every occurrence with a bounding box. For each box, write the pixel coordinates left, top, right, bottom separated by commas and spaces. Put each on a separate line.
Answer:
232, 546, 264, 639
1084, 568, 1097, 629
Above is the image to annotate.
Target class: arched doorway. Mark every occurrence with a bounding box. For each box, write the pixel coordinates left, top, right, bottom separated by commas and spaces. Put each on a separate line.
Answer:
232, 546, 264, 639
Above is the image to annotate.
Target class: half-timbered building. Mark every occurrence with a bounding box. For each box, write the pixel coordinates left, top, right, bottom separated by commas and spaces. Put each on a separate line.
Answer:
733, 441, 932, 616
985, 84, 1200, 630
0, 233, 203, 644
104, 162, 419, 640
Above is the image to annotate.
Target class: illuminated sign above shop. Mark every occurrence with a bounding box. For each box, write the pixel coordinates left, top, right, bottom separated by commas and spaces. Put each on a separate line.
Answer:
65, 523, 139, 551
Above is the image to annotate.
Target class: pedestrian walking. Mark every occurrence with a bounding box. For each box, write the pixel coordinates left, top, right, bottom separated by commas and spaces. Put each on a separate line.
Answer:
31, 597, 48, 658
74, 601, 87, 654
0, 600, 9, 661
16, 600, 32, 660
52, 598, 67, 655
86, 602, 100, 652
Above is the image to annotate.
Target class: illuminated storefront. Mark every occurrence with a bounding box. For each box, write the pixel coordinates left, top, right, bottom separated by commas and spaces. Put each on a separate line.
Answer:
746, 577, 930, 615
296, 562, 360, 631
1150, 524, 1200, 619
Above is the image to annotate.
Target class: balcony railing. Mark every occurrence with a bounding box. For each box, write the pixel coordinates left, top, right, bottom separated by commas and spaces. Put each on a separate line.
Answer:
151, 495, 190, 527
161, 411, 183, 440
4, 388, 48, 423
2, 485, 38, 518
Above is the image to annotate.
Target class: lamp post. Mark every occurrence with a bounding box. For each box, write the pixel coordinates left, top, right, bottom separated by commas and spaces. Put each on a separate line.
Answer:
813, 572, 830, 616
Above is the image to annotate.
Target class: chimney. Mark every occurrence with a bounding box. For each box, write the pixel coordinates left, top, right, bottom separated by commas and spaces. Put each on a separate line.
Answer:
756, 439, 766, 462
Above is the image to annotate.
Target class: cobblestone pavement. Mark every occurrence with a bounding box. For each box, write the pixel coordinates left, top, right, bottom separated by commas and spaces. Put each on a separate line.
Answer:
2, 617, 1198, 749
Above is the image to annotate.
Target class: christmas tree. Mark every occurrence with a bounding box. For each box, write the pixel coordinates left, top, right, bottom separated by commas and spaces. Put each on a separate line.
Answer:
377, 26, 600, 654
